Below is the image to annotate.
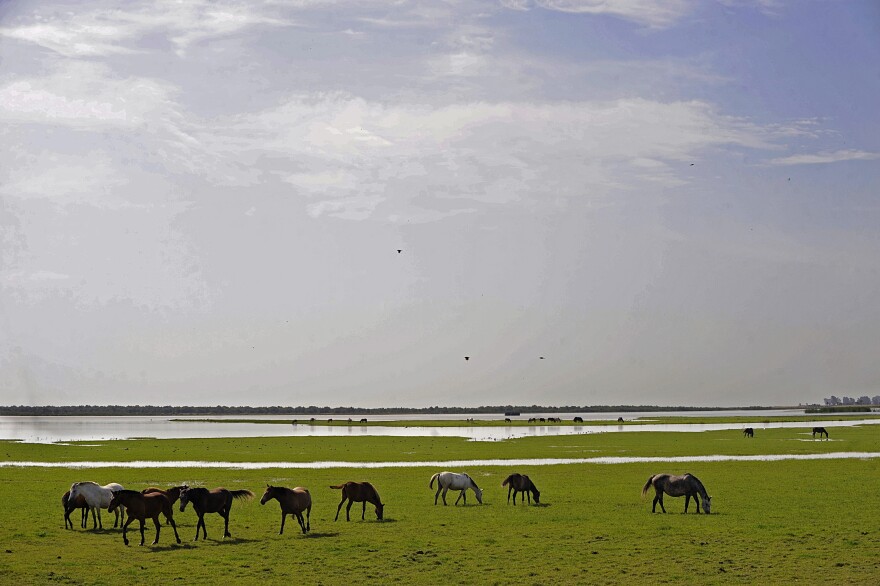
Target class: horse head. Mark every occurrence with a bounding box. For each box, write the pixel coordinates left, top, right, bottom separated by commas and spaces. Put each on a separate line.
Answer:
179, 487, 190, 512
375, 502, 384, 520
474, 486, 484, 504
107, 490, 122, 513
260, 485, 274, 505
702, 495, 712, 514
532, 488, 541, 504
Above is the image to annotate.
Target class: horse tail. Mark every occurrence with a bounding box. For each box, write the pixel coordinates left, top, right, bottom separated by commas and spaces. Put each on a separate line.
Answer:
429, 473, 440, 488
501, 474, 512, 487
641, 475, 655, 498
230, 489, 254, 501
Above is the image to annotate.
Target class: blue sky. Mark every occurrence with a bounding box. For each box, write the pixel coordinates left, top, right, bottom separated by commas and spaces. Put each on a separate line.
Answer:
0, 0, 878, 407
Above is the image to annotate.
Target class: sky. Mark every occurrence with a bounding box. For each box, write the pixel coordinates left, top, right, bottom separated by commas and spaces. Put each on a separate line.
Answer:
1, 0, 878, 408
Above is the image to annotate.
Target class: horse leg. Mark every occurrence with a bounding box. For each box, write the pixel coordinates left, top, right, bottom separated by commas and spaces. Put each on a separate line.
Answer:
684, 494, 690, 513
455, 490, 465, 505
193, 515, 203, 541
693, 494, 701, 514
138, 518, 146, 546
296, 512, 306, 534
441, 487, 449, 506
306, 505, 311, 532
122, 515, 134, 546
334, 497, 346, 521
89, 506, 98, 529
526, 490, 531, 505
167, 512, 181, 544
223, 510, 231, 538
280, 512, 286, 535
434, 485, 443, 505
345, 500, 353, 521
152, 516, 161, 545
97, 507, 103, 530
507, 486, 512, 504
361, 500, 366, 520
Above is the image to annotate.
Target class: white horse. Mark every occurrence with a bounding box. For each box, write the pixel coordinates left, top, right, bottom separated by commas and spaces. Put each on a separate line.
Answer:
429, 472, 483, 506
69, 481, 125, 529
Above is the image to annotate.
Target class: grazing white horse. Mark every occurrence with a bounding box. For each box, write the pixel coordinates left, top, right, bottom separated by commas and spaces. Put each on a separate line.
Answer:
429, 472, 483, 506
69, 481, 125, 529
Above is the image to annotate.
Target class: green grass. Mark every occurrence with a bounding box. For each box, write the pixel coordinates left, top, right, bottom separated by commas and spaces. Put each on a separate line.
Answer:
2, 426, 879, 584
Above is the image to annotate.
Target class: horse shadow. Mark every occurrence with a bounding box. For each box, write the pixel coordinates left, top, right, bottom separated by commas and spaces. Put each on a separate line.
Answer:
530, 503, 551, 508
302, 531, 338, 539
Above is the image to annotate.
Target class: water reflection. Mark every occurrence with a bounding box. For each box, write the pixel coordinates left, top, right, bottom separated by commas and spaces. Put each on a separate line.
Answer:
2, 452, 879, 469
1, 413, 878, 444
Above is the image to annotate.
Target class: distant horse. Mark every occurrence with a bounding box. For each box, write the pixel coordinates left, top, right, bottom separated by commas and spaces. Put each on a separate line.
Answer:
641, 473, 711, 514
62, 490, 88, 529
260, 485, 311, 534
330, 481, 384, 521
502, 473, 540, 505
573, 417, 583, 423
743, 428, 754, 438
179, 486, 254, 540
69, 481, 125, 529
109, 490, 181, 546
429, 472, 483, 506
812, 427, 829, 439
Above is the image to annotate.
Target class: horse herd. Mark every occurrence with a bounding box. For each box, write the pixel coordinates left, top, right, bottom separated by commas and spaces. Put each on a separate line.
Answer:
61, 468, 713, 547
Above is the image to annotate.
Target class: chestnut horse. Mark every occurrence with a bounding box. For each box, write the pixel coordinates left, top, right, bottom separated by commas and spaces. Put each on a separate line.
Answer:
62, 490, 88, 529
501, 473, 540, 505
260, 485, 311, 534
179, 486, 254, 540
330, 481, 384, 521
642, 473, 711, 514
108, 490, 181, 546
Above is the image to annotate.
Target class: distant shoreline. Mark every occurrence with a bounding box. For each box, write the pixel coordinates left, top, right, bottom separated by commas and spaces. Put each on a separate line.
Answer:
0, 404, 804, 417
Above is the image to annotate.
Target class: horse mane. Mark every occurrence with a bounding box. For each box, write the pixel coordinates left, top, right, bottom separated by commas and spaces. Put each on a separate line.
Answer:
465, 474, 480, 490
688, 474, 708, 498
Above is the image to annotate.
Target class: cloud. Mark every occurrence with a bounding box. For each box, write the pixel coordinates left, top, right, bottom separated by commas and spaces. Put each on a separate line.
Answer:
0, 0, 292, 57
198, 94, 785, 220
525, 0, 695, 27
766, 149, 880, 166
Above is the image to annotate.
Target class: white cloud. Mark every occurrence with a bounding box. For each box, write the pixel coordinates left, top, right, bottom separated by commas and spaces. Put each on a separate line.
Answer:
766, 149, 880, 166
532, 0, 694, 27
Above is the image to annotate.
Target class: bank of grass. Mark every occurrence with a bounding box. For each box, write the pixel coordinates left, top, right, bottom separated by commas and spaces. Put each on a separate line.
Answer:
2, 458, 879, 585
171, 414, 880, 426
3, 422, 878, 463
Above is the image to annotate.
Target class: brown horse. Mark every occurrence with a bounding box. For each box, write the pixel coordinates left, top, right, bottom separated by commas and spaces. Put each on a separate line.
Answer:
108, 490, 181, 546
179, 486, 254, 540
62, 489, 89, 529
260, 485, 311, 534
142, 485, 186, 506
812, 427, 829, 439
330, 481, 384, 521
641, 473, 711, 514
501, 473, 540, 505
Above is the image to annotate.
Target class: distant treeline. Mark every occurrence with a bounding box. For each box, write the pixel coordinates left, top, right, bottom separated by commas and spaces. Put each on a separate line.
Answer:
805, 406, 872, 414
1, 404, 774, 417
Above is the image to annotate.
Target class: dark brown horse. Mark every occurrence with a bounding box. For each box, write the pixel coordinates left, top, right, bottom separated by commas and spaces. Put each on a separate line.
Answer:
812, 427, 829, 439
502, 473, 540, 505
642, 473, 711, 514
260, 485, 311, 534
330, 481, 384, 521
179, 486, 254, 540
62, 490, 88, 529
743, 427, 754, 438
108, 490, 181, 546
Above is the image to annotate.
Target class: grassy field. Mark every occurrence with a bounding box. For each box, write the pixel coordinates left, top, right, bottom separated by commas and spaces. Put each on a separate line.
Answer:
1, 424, 879, 585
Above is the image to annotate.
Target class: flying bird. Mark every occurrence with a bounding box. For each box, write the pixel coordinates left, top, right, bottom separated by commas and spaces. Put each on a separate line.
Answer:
464, 356, 470, 361
539, 356, 545, 360
397, 249, 402, 253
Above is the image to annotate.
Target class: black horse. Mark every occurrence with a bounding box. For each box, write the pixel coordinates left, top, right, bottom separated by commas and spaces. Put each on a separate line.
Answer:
743, 428, 754, 438
179, 486, 254, 540
812, 427, 829, 439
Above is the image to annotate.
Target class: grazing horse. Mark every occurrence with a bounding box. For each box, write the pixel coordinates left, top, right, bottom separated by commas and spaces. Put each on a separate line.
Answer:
108, 490, 181, 546
743, 427, 754, 438
69, 481, 125, 529
642, 473, 711, 514
501, 473, 540, 505
62, 490, 89, 529
260, 485, 311, 534
812, 427, 829, 439
179, 486, 254, 540
330, 481, 384, 521
429, 472, 483, 506
573, 416, 583, 423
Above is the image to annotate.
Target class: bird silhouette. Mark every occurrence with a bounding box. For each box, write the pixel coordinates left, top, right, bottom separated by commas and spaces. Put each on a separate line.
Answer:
397, 249, 402, 253
464, 356, 470, 361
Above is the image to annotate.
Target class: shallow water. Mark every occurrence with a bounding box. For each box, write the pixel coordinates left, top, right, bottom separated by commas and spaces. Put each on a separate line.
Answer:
2, 452, 879, 469
2, 412, 877, 443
